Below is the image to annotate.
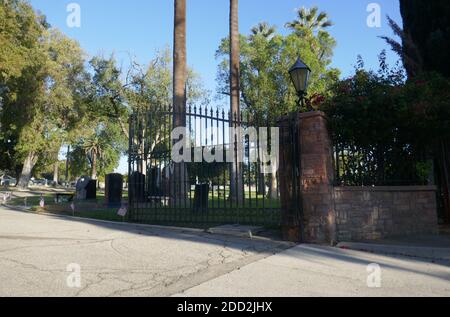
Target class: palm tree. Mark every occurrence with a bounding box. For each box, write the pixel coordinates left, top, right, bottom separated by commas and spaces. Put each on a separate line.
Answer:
173, 0, 187, 119
250, 22, 276, 40
229, 0, 244, 204
82, 134, 105, 180
230, 0, 240, 121
171, 0, 188, 206
286, 6, 333, 34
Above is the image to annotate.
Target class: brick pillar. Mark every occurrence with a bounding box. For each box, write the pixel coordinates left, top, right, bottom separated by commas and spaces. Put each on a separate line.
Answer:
299, 112, 336, 244
278, 111, 336, 244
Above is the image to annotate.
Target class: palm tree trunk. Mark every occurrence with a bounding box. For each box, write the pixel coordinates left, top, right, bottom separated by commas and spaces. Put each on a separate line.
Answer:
171, 0, 188, 207
173, 0, 187, 125
53, 162, 59, 184
18, 151, 38, 189
229, 0, 244, 205
91, 152, 97, 180
269, 156, 278, 200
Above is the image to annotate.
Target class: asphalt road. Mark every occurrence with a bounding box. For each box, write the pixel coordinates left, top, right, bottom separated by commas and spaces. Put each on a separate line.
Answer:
0, 207, 449, 297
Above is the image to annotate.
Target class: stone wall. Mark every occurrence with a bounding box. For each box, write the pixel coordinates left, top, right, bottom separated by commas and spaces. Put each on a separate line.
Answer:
334, 186, 438, 241
278, 111, 439, 244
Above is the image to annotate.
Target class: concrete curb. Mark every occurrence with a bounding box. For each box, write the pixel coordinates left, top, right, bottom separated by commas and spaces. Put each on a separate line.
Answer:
2, 204, 284, 244
337, 242, 450, 263
3, 203, 207, 234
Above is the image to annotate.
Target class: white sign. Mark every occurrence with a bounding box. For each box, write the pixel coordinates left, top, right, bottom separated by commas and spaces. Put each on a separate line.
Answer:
117, 206, 127, 217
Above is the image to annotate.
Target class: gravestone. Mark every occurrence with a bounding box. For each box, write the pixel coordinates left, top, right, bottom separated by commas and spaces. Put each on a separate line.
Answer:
105, 173, 123, 207
76, 177, 97, 200
193, 183, 209, 212
161, 166, 170, 197
148, 167, 162, 197
129, 172, 146, 203
76, 176, 91, 200
86, 180, 97, 200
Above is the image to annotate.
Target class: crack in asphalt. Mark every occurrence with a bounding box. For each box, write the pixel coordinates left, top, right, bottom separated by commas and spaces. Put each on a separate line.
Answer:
0, 207, 292, 297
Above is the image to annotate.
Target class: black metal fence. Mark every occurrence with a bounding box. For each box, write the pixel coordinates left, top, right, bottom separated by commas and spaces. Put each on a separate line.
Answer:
128, 105, 284, 228
333, 141, 428, 186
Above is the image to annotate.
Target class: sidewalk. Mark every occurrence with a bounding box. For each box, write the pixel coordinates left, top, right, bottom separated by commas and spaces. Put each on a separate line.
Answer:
337, 232, 450, 263
178, 244, 450, 297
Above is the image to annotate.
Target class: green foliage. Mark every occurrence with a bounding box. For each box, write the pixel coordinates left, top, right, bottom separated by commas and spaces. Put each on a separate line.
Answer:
216, 7, 340, 122
323, 52, 406, 146
285, 6, 333, 33
0, 0, 47, 82
322, 52, 450, 184
402, 72, 450, 144
73, 49, 210, 180
70, 121, 125, 178
0, 1, 89, 179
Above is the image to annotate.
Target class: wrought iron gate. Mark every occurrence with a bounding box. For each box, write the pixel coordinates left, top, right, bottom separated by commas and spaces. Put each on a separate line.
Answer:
128, 105, 290, 228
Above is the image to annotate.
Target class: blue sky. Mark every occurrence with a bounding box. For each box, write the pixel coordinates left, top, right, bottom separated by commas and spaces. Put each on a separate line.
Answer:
32, 0, 403, 173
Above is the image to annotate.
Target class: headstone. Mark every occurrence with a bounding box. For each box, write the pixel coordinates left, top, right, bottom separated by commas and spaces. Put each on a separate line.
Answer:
76, 176, 96, 200
85, 180, 97, 200
105, 173, 123, 208
129, 172, 146, 203
161, 167, 170, 196
76, 176, 91, 200
193, 184, 209, 212
148, 167, 162, 197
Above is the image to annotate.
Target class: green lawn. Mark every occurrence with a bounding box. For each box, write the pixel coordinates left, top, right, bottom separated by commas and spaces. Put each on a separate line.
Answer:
6, 190, 280, 230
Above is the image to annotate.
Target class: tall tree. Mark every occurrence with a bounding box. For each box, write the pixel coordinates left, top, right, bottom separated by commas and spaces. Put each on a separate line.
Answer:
172, 0, 188, 206
399, 0, 450, 78
0, 0, 47, 83
250, 22, 276, 40
217, 7, 339, 116
0, 0, 46, 176
217, 8, 340, 199
173, 0, 187, 118
71, 120, 124, 181
3, 26, 88, 189
379, 16, 423, 78
398, 0, 450, 223
229, 0, 244, 204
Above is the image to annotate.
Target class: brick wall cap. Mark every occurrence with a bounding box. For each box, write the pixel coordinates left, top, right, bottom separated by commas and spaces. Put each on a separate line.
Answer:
297, 111, 327, 120
334, 186, 437, 192
277, 111, 328, 123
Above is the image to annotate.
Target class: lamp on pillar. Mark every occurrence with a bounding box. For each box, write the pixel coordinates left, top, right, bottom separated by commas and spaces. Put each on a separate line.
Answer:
289, 57, 311, 111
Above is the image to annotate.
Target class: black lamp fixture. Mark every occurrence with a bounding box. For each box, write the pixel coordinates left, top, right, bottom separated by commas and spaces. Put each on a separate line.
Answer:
289, 57, 311, 109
